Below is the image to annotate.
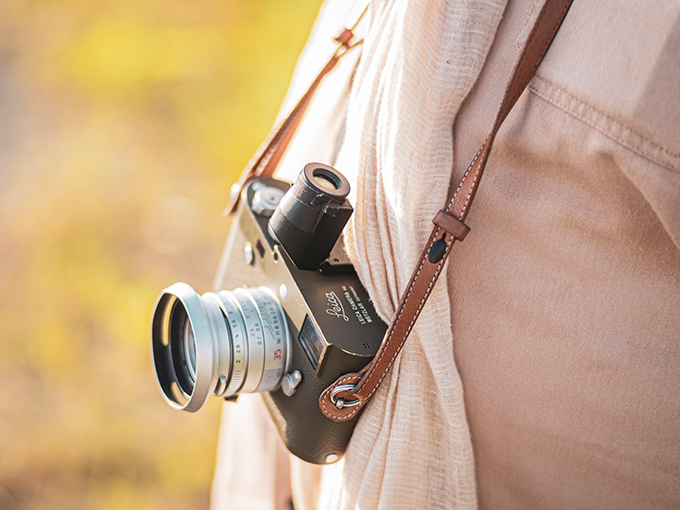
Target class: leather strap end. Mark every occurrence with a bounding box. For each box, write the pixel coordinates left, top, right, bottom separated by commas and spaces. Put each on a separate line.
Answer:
433, 210, 470, 241
223, 197, 238, 217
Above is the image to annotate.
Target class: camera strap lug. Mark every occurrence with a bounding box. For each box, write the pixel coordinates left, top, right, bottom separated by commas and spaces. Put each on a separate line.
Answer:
319, 0, 575, 422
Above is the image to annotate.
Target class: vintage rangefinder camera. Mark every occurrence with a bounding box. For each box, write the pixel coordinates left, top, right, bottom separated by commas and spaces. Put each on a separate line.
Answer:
150, 163, 386, 464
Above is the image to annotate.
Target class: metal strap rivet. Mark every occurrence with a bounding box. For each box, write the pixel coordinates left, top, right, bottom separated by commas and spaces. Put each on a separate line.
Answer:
428, 239, 447, 263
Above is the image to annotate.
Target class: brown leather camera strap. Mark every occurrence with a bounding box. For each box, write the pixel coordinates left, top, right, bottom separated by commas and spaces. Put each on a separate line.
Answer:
223, 3, 369, 216
319, 0, 574, 421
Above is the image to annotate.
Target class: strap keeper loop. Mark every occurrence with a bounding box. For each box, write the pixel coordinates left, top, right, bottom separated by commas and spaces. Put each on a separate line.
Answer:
334, 28, 354, 47
433, 210, 470, 241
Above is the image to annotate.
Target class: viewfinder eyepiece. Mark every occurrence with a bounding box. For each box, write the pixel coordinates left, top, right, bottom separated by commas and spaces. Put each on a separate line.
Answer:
268, 163, 353, 270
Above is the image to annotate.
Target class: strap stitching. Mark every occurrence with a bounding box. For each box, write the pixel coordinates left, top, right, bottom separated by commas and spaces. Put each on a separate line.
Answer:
461, 151, 488, 217
449, 143, 486, 216
321, 228, 455, 420
323, 134, 488, 419
321, 227, 443, 419
322, 0, 574, 421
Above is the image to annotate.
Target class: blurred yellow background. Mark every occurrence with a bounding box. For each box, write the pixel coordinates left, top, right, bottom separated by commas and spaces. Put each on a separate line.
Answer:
0, 0, 323, 508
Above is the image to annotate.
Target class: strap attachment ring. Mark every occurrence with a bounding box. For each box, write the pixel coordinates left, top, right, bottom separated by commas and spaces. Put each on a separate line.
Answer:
330, 384, 361, 409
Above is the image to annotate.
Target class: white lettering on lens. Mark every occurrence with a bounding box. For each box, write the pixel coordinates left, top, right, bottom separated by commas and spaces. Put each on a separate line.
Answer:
325, 291, 349, 321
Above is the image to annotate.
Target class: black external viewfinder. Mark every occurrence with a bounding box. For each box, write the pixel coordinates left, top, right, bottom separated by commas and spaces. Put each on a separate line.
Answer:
268, 163, 353, 271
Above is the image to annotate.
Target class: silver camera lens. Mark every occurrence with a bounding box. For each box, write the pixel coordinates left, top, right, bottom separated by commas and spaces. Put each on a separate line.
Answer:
151, 282, 290, 412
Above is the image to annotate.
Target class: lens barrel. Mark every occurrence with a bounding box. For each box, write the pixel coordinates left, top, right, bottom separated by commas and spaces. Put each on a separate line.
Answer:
151, 283, 290, 412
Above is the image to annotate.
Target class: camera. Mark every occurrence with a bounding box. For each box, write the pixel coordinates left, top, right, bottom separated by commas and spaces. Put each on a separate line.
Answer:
150, 163, 386, 464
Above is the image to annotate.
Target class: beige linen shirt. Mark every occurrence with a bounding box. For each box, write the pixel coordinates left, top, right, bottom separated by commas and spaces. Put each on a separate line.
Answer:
212, 0, 680, 508
447, 1, 680, 507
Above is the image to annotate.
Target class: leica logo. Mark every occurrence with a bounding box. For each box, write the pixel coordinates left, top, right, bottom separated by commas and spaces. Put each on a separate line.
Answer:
325, 291, 349, 321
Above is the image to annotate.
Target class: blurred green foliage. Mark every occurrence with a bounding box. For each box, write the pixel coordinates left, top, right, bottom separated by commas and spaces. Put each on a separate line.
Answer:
0, 0, 323, 508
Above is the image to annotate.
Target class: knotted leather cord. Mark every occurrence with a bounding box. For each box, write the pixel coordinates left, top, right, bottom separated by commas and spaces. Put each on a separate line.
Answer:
319, 0, 574, 421
223, 2, 369, 216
